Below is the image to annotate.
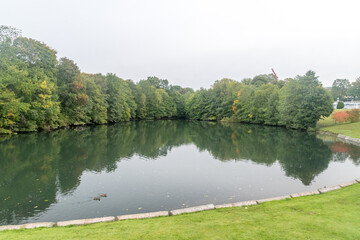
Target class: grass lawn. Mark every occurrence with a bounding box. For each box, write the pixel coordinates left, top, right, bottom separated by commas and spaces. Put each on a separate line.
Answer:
320, 122, 360, 139
317, 108, 360, 139
1, 183, 360, 240
317, 109, 347, 128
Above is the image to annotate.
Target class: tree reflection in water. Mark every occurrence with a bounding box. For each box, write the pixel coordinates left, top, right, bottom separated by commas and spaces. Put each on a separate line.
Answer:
0, 120, 359, 225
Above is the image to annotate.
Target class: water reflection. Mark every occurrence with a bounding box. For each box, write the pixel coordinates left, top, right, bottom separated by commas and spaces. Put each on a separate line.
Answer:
0, 120, 359, 225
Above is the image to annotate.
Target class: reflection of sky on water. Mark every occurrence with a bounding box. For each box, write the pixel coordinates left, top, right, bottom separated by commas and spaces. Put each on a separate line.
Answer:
0, 121, 359, 225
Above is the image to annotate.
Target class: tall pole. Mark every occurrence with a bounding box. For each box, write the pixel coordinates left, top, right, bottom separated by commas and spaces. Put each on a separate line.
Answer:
271, 68, 278, 80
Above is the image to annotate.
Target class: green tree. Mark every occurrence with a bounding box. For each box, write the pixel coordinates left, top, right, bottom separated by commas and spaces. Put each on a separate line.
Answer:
0, 27, 60, 132
57, 57, 90, 125
106, 73, 136, 122
249, 84, 280, 124
331, 79, 350, 101
337, 101, 344, 109
81, 73, 107, 124
278, 71, 333, 129
185, 89, 211, 120
348, 77, 360, 100
168, 85, 193, 119
209, 79, 242, 120
232, 85, 254, 123
251, 74, 272, 86
134, 77, 179, 119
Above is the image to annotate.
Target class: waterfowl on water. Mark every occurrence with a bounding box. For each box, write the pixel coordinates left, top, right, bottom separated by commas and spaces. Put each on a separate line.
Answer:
93, 197, 100, 201
100, 194, 107, 197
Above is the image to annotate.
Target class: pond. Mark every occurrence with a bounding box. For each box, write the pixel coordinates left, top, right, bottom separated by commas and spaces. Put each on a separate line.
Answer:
1, 120, 360, 225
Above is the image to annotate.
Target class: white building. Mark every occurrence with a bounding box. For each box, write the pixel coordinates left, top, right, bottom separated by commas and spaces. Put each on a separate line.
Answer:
333, 100, 360, 109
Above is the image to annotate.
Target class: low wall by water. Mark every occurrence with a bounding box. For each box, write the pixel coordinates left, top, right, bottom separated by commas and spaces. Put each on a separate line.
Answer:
1, 178, 359, 231
317, 131, 360, 146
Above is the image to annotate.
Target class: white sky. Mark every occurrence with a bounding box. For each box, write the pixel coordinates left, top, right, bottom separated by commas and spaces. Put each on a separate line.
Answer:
1, 0, 360, 89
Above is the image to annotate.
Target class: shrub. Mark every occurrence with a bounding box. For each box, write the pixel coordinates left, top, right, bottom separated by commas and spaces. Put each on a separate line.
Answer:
346, 109, 360, 123
337, 101, 344, 109
331, 111, 350, 123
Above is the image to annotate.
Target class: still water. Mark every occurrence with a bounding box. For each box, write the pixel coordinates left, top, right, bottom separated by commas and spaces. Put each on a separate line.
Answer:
1, 120, 359, 225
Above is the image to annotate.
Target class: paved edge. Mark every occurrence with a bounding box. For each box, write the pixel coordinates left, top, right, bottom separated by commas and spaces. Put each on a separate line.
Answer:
337, 134, 360, 145
117, 211, 169, 220
339, 180, 358, 188
318, 185, 342, 194
0, 179, 359, 231
215, 200, 258, 209
290, 190, 320, 198
57, 216, 115, 227
0, 222, 56, 231
256, 195, 291, 204
169, 204, 215, 216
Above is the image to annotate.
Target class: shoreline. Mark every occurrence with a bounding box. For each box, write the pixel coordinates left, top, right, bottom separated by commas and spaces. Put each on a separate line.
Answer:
1, 128, 359, 232
317, 130, 360, 146
1, 178, 359, 231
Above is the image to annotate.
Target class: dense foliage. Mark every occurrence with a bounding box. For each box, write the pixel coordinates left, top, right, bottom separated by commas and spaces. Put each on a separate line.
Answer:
0, 26, 193, 133
336, 101, 344, 109
330, 77, 360, 101
187, 71, 333, 129
0, 26, 334, 133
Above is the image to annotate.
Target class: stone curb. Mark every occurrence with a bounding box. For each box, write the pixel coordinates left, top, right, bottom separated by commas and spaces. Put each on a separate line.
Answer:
318, 185, 341, 194
0, 225, 24, 231
318, 131, 360, 146
0, 179, 359, 231
117, 211, 169, 220
290, 190, 320, 198
337, 134, 360, 146
23, 222, 56, 229
0, 222, 56, 231
316, 130, 338, 137
256, 195, 291, 204
339, 180, 358, 188
57, 216, 115, 227
170, 204, 215, 216
215, 200, 257, 209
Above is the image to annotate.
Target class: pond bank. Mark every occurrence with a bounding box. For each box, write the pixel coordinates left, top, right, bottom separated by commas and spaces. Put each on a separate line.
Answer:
1, 178, 359, 232
318, 121, 360, 140
1, 181, 360, 239
317, 129, 360, 146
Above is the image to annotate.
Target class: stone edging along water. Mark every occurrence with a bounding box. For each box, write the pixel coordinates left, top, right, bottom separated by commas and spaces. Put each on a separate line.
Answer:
317, 131, 360, 146
0, 179, 359, 232
1, 132, 359, 232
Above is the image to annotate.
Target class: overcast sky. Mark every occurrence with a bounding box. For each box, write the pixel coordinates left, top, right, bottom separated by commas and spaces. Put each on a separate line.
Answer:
1, 0, 360, 89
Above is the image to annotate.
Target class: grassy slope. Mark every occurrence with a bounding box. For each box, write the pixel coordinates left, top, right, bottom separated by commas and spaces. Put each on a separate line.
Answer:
317, 109, 360, 138
1, 183, 360, 240
320, 122, 360, 139
317, 109, 346, 128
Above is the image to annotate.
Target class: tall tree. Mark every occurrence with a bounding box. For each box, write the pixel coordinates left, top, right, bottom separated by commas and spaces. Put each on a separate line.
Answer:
348, 77, 360, 100
278, 71, 333, 129
57, 57, 90, 125
106, 73, 136, 122
0, 27, 60, 131
331, 79, 350, 101
81, 73, 107, 124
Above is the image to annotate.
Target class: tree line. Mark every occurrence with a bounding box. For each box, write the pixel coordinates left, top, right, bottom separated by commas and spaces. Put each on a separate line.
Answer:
331, 78, 360, 102
0, 26, 193, 134
186, 72, 333, 129
0, 25, 333, 133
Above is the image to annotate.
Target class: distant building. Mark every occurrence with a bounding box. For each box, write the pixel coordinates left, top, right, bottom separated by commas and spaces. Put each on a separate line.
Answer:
333, 99, 360, 109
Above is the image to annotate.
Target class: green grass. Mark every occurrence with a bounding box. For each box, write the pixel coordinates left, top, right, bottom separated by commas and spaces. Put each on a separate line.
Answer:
320, 122, 360, 139
317, 108, 360, 138
317, 109, 347, 128
1, 183, 360, 240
